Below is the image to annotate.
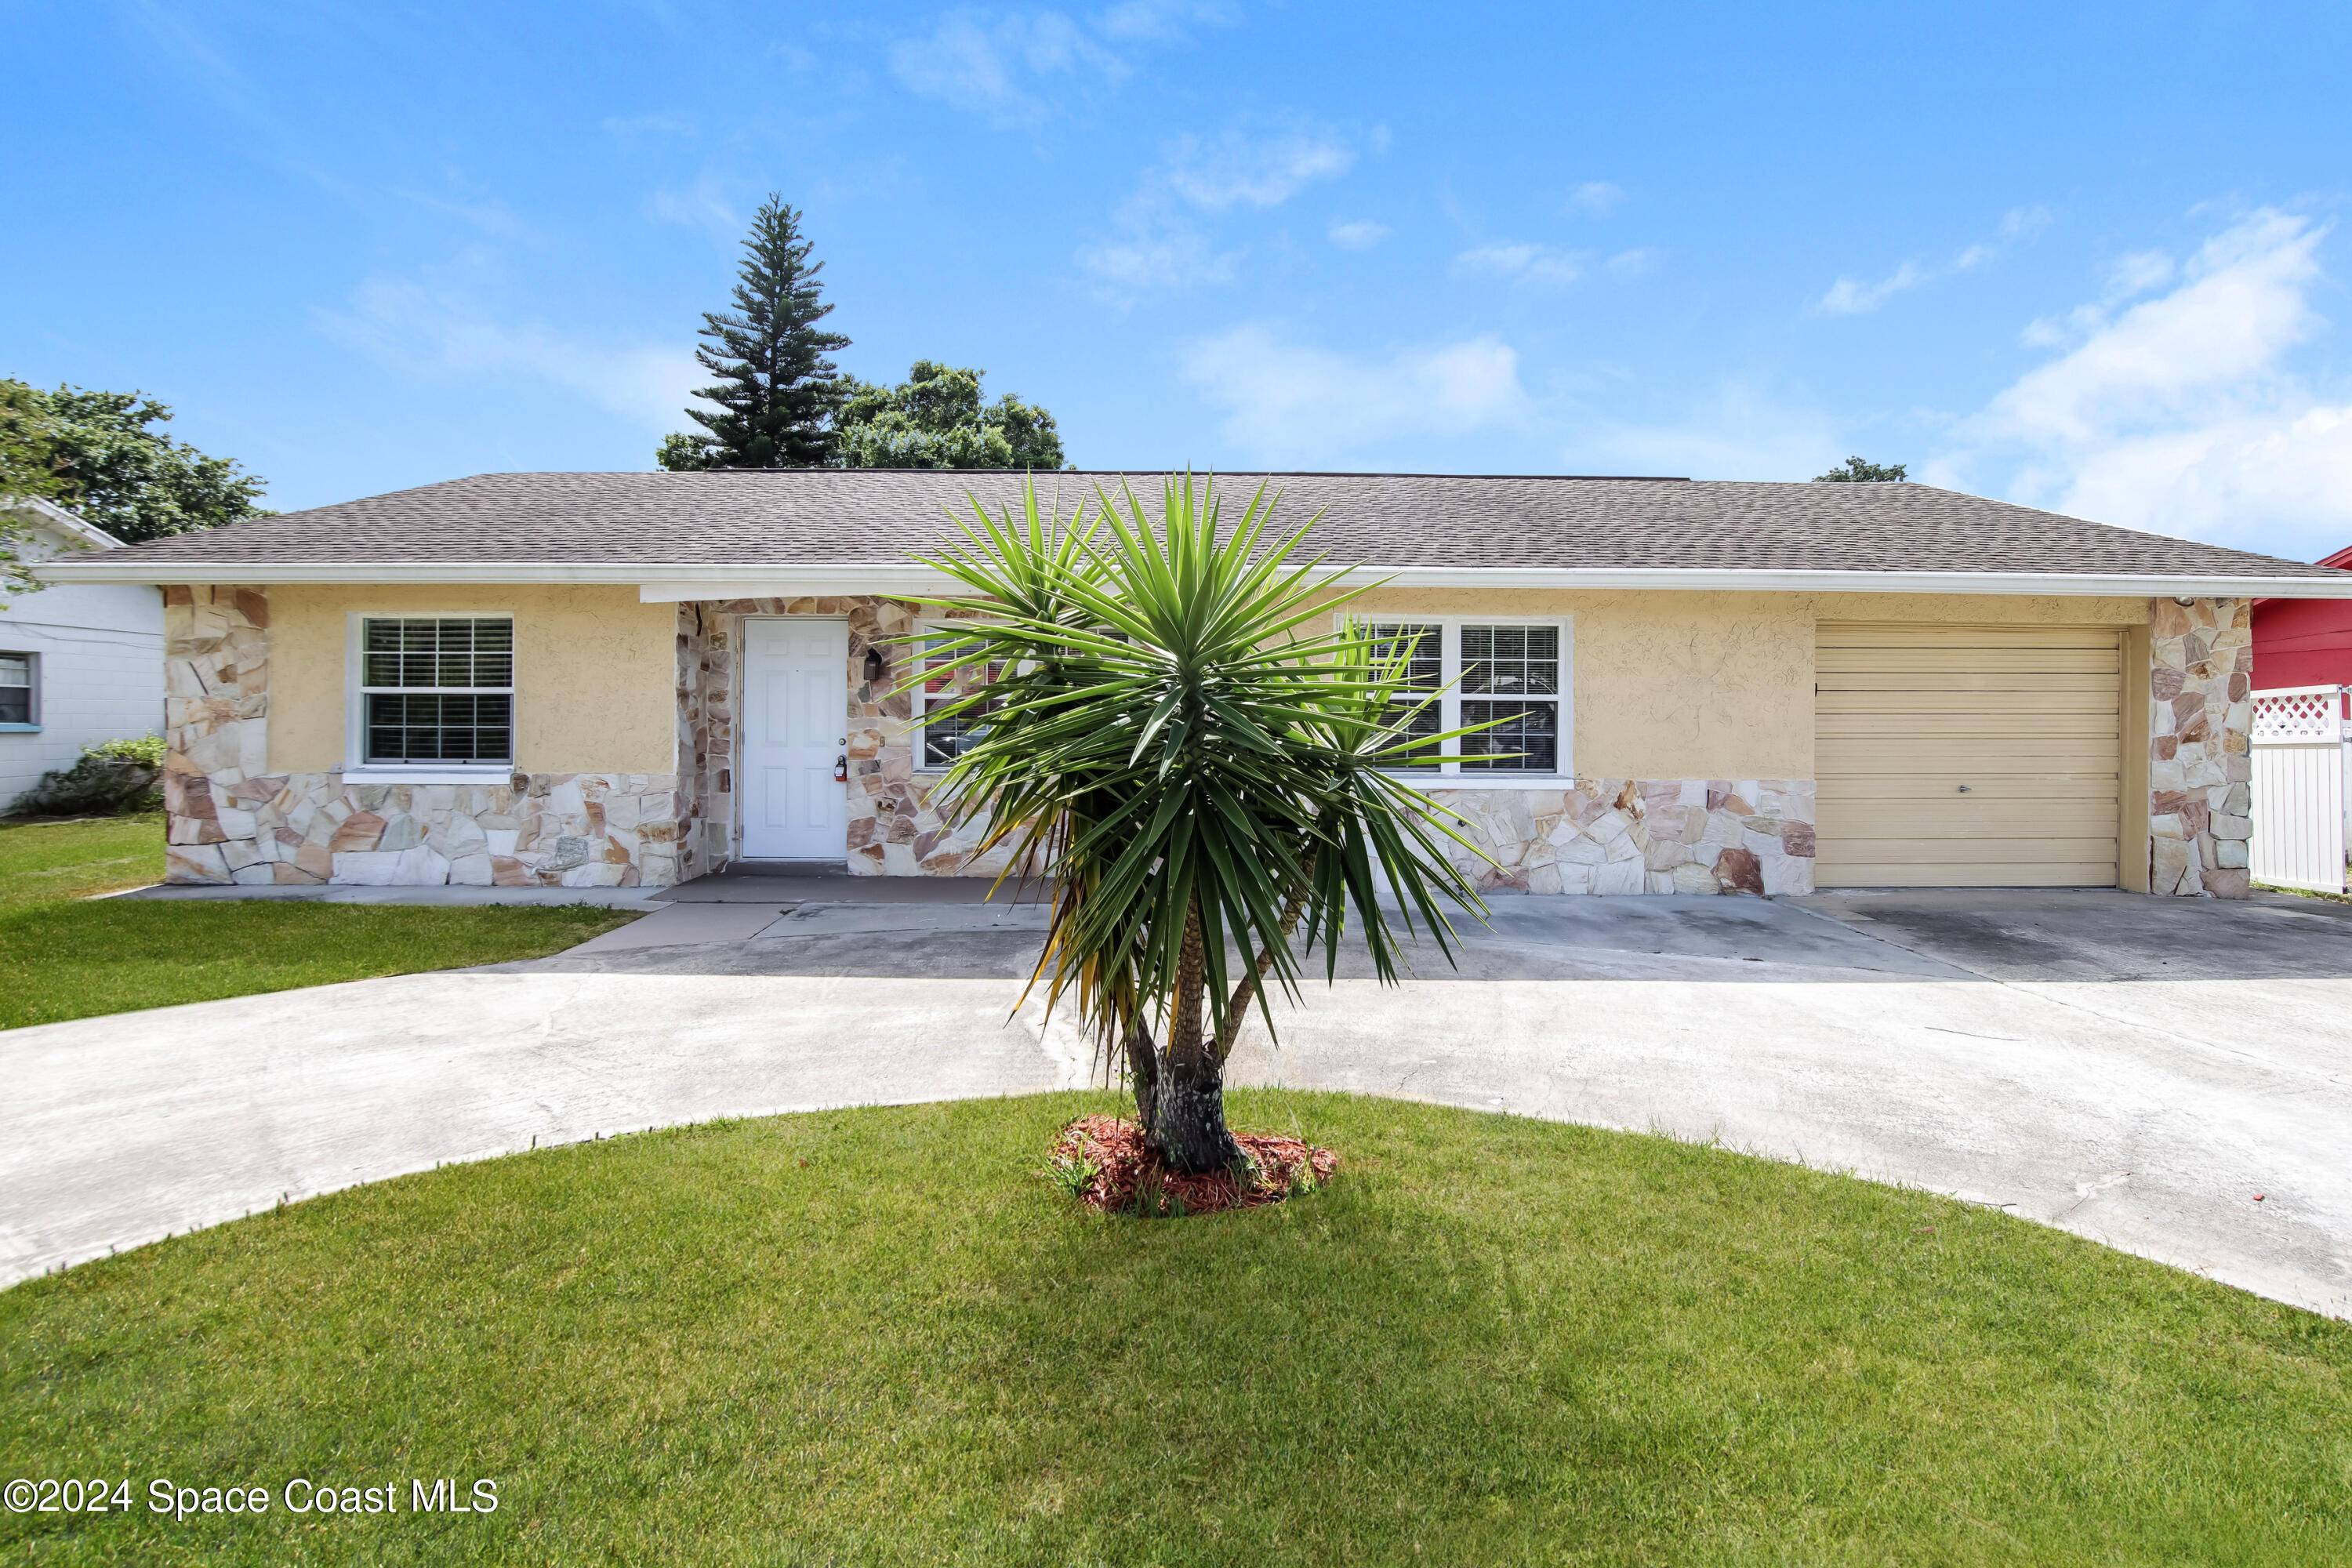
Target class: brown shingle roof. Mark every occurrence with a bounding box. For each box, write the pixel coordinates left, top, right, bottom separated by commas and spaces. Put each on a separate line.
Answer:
74, 469, 2350, 579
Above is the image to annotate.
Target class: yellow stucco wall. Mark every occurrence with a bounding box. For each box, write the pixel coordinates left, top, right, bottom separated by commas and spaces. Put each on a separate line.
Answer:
259, 582, 2151, 785
265, 585, 677, 775
1341, 588, 2149, 780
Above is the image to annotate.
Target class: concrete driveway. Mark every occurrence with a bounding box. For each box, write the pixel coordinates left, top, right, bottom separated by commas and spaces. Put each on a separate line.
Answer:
5, 885, 2349, 1319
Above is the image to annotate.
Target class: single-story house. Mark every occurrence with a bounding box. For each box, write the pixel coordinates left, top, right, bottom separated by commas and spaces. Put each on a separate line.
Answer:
37, 470, 2352, 898
2, 495, 162, 809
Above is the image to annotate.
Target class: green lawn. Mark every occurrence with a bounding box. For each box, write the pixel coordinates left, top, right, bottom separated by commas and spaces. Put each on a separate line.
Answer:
2, 1093, 2343, 1566
0, 813, 638, 1029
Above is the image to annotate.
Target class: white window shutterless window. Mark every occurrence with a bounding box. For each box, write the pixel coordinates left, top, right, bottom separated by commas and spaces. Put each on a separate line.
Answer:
0, 652, 35, 728
912, 625, 999, 771
1354, 618, 1573, 779
741, 617, 849, 859
358, 618, 513, 764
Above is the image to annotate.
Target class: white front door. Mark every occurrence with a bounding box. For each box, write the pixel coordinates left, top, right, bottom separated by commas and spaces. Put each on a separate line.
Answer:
741, 618, 848, 860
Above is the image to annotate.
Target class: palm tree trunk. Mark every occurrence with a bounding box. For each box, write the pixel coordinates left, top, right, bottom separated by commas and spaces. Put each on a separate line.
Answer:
1123, 1018, 1159, 1132
1148, 896, 1241, 1174
1212, 870, 1313, 1065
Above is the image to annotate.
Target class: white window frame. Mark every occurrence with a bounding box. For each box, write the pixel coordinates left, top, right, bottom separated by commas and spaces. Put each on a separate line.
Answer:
343, 612, 517, 783
910, 620, 996, 774
1337, 615, 1575, 785
0, 650, 38, 732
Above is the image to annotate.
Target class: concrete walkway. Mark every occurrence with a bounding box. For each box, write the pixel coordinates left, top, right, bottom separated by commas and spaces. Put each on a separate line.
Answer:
5, 889, 2350, 1318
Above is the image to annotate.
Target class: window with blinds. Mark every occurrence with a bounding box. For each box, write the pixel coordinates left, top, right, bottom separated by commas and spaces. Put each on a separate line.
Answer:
1348, 619, 1570, 776
360, 618, 514, 764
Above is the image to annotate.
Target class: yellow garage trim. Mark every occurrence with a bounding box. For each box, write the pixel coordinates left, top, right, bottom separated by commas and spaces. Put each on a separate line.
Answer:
1816, 622, 2123, 888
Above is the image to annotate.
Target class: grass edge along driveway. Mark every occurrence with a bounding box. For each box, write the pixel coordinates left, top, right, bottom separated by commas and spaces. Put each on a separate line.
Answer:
3, 1091, 2346, 1566
0, 813, 637, 1029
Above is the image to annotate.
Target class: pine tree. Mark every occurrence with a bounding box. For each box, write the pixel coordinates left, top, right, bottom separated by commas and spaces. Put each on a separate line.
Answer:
661, 196, 849, 470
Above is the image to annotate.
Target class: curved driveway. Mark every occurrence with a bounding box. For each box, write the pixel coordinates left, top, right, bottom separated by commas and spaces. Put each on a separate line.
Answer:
5, 889, 2348, 1318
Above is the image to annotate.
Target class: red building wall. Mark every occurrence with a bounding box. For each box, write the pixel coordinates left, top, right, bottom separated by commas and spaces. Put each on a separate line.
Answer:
2252, 543, 2352, 690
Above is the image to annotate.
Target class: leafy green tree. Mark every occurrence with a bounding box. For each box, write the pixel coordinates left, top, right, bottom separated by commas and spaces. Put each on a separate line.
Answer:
837, 361, 1069, 470
654, 432, 717, 471
1, 379, 270, 601
911, 476, 1487, 1172
1813, 456, 1909, 483
0, 381, 65, 598
659, 195, 849, 470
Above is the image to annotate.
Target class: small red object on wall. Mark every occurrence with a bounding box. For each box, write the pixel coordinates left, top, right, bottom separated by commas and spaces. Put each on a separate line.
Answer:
833, 754, 848, 782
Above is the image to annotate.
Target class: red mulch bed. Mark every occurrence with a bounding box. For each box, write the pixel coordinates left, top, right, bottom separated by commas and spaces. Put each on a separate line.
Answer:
1051, 1114, 1338, 1217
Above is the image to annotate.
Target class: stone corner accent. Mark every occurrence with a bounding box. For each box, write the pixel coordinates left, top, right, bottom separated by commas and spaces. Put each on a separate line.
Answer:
2148, 597, 2252, 899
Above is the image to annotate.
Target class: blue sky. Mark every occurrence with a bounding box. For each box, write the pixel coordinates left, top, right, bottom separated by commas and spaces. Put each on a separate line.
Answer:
7, 1, 2352, 561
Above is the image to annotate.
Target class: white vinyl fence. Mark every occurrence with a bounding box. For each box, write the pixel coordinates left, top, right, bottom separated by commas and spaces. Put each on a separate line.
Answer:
2248, 684, 2349, 894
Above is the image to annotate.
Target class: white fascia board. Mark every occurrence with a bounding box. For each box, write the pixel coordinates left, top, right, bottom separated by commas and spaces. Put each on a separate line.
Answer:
3, 495, 122, 550
29, 557, 2352, 599
635, 568, 960, 601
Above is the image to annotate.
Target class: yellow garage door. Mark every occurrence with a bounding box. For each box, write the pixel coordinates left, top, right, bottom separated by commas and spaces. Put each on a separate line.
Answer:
1816, 622, 2122, 887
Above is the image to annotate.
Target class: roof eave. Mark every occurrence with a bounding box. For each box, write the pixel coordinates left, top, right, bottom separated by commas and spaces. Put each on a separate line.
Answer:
4, 495, 123, 550
32, 558, 2352, 598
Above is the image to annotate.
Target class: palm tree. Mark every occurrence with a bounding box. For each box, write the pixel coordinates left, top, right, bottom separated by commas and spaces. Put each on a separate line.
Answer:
909, 474, 1490, 1174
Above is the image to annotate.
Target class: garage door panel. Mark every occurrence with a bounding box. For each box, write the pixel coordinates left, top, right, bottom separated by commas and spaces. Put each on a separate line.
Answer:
1818, 715, 2119, 739
1824, 802, 2118, 837
1819, 774, 2119, 801
1818, 738, 2122, 769
1817, 623, 2122, 649
1820, 671, 2122, 693
1815, 622, 2122, 889
1821, 833, 2118, 859
1818, 688, 2119, 715
1817, 648, 2121, 674
1813, 861, 2122, 887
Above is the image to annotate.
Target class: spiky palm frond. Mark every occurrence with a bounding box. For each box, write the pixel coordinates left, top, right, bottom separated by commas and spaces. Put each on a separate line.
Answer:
903, 473, 1493, 1068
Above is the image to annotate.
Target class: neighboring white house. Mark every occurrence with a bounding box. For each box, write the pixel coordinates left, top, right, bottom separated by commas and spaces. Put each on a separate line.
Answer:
2, 497, 162, 809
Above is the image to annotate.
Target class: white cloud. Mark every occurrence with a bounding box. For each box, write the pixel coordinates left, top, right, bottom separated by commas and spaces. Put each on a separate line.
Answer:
644, 173, 742, 244
1327, 219, 1392, 251
1604, 247, 1660, 279
1815, 205, 2050, 315
1572, 382, 1844, 480
318, 275, 701, 435
2021, 246, 2180, 347
1080, 119, 1360, 296
1935, 209, 2352, 558
1078, 228, 1236, 291
888, 9, 1123, 126
1163, 125, 1356, 210
1094, 0, 1235, 42
1179, 325, 1527, 458
1455, 241, 1588, 287
2107, 248, 2177, 297
2001, 204, 2053, 239
890, 2, 1229, 124
1568, 181, 1624, 218
1816, 260, 1928, 316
